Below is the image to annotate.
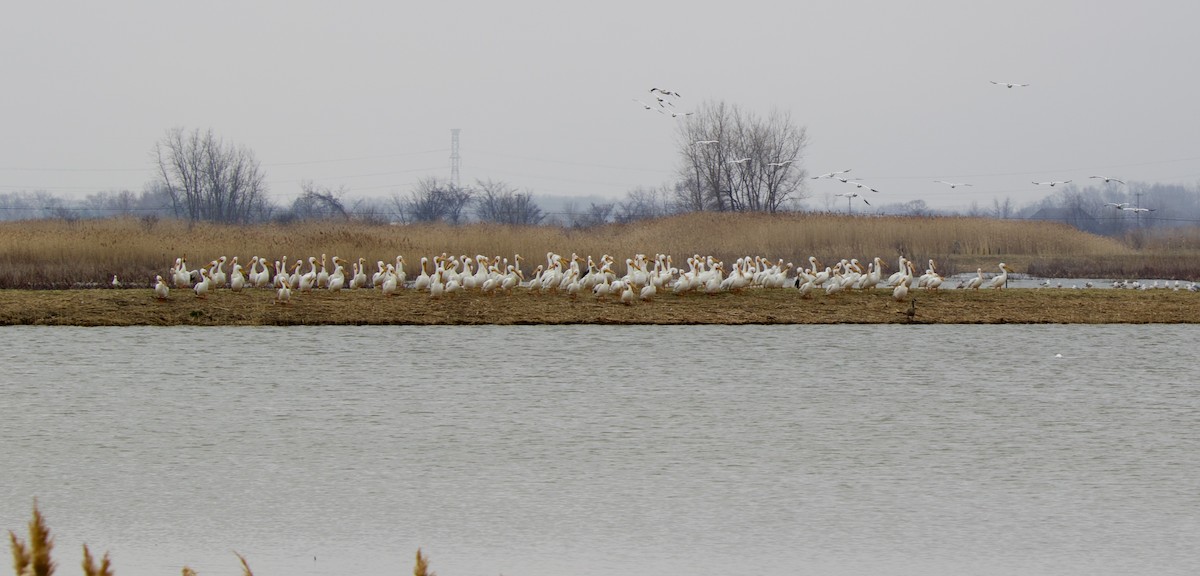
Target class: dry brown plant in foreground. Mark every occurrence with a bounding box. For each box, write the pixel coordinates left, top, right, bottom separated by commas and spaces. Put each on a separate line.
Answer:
9, 502, 55, 576
81, 546, 113, 576
414, 548, 435, 576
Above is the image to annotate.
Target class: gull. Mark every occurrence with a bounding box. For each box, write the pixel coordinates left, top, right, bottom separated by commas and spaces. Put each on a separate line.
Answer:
650, 88, 681, 98
934, 180, 972, 189
846, 180, 881, 193
811, 169, 851, 179
1032, 180, 1072, 186
766, 160, 793, 167
727, 157, 751, 165
1089, 175, 1127, 185
693, 140, 719, 146
990, 81, 1030, 88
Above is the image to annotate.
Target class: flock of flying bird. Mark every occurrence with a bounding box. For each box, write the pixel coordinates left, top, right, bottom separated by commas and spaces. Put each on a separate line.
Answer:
151, 252, 1029, 305
637, 82, 1156, 213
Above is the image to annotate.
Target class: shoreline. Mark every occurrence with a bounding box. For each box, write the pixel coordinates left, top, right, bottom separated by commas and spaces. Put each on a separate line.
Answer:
2, 287, 1197, 326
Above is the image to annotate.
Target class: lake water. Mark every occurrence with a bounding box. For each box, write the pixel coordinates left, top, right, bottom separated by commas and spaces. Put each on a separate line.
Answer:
2, 325, 1198, 576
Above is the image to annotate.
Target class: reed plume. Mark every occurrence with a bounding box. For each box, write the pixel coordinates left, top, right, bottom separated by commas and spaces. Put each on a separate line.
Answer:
233, 552, 253, 576
414, 548, 435, 576
81, 545, 112, 576
9, 501, 55, 576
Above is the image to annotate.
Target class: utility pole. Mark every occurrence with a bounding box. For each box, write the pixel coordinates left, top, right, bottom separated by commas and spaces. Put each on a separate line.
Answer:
450, 129, 461, 188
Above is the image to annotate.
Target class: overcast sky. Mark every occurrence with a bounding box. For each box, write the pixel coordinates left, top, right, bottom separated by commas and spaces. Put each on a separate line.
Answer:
4, 1, 1200, 211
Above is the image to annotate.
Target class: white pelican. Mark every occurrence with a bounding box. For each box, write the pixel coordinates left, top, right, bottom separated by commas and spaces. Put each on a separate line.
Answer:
414, 257, 431, 291
727, 157, 751, 165
209, 256, 227, 288
193, 269, 211, 298
892, 261, 914, 301
934, 180, 972, 188
381, 266, 399, 297
990, 81, 1029, 88
1089, 175, 1126, 185
328, 263, 346, 292
986, 263, 1012, 289
650, 87, 681, 97
1032, 180, 1072, 186
811, 169, 851, 179
276, 282, 291, 304
317, 254, 331, 288
964, 268, 984, 290
173, 258, 191, 288
846, 181, 881, 193
154, 275, 169, 300
111, 275, 121, 289
834, 192, 870, 206
230, 263, 246, 292
1125, 207, 1155, 213
639, 280, 656, 302
766, 160, 793, 167
620, 282, 635, 305
1104, 202, 1129, 210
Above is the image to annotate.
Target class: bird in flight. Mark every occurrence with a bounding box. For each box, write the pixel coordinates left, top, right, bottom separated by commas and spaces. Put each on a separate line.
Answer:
1032, 180, 1072, 186
766, 160, 793, 167
846, 180, 881, 193
1103, 202, 1129, 209
934, 180, 973, 189
632, 99, 656, 110
727, 157, 751, 165
811, 169, 851, 179
990, 81, 1030, 88
693, 140, 719, 146
650, 88, 681, 98
1089, 175, 1127, 185
668, 110, 694, 118
1125, 207, 1155, 213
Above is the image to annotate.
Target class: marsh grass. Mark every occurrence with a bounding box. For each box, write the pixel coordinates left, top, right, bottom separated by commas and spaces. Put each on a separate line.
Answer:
0, 213, 1196, 289
9, 503, 442, 576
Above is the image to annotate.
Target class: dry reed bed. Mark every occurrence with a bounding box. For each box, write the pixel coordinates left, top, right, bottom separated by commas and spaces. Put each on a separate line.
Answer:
8, 502, 435, 576
2, 286, 1197, 326
4, 213, 1193, 289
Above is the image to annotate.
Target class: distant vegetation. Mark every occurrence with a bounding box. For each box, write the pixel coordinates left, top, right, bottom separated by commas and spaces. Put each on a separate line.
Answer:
2, 212, 1198, 289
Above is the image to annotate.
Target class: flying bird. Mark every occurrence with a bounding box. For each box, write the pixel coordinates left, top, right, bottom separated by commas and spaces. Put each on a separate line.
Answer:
632, 99, 656, 110
693, 140, 719, 146
766, 160, 793, 167
990, 81, 1030, 88
650, 88, 681, 98
727, 157, 751, 165
668, 110, 694, 118
811, 169, 851, 179
1032, 180, 1072, 186
1089, 175, 1127, 185
1125, 207, 1155, 213
1103, 202, 1129, 209
934, 180, 972, 189
847, 181, 881, 193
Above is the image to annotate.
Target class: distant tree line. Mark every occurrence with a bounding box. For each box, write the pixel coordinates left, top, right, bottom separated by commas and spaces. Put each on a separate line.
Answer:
5, 123, 1200, 236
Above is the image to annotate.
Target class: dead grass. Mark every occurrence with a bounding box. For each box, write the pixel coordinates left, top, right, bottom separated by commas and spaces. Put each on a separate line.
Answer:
3, 214, 1195, 289
1, 285, 1196, 325
9, 503, 441, 576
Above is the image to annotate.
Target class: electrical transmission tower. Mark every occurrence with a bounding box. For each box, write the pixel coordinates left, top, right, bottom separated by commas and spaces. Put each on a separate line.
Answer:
450, 129, 461, 187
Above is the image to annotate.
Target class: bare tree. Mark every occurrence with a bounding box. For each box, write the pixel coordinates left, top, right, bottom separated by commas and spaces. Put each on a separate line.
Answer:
394, 177, 474, 224
474, 179, 544, 225
991, 196, 1015, 219
153, 127, 269, 223
615, 185, 675, 223
675, 100, 809, 213
291, 180, 350, 220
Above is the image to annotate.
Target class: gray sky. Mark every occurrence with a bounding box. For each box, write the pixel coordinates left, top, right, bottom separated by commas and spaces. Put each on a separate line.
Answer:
4, 1, 1200, 210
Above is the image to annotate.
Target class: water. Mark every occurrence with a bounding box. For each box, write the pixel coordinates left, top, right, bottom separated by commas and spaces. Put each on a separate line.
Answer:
2, 325, 1199, 576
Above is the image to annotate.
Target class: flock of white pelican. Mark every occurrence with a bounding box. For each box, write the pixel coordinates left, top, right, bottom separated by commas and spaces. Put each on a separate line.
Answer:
152, 253, 1034, 304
